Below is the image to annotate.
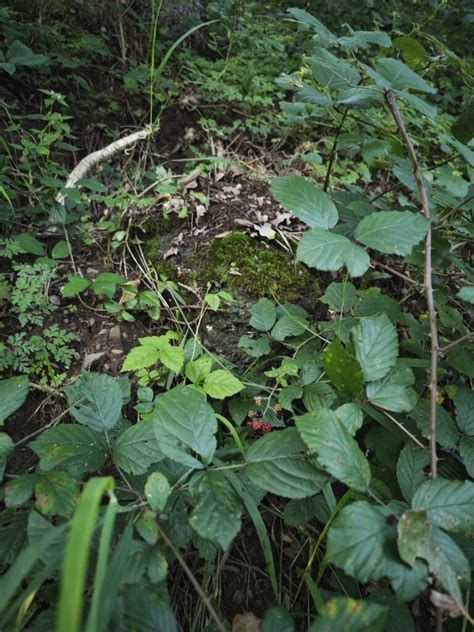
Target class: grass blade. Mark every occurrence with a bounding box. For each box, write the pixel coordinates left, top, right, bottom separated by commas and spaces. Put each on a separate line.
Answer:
84, 492, 119, 632
56, 476, 114, 632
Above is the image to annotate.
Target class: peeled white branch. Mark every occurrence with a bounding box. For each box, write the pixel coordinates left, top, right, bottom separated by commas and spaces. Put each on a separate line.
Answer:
56, 127, 153, 205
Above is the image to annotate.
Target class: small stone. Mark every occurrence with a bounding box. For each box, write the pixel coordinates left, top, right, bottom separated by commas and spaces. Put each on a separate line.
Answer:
49, 295, 61, 305
111, 348, 123, 355
109, 325, 122, 341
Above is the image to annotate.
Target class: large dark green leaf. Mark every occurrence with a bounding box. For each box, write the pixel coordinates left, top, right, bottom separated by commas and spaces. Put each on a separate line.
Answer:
245, 428, 329, 499
151, 386, 217, 469
30, 425, 108, 476
296, 410, 371, 491
367, 58, 436, 94
327, 502, 428, 600
66, 372, 122, 432
355, 211, 429, 256
35, 471, 79, 518
352, 314, 398, 382
366, 362, 417, 413
297, 229, 370, 277
396, 444, 430, 503
189, 471, 242, 550
311, 48, 360, 91
271, 175, 338, 229
249, 297, 277, 331
412, 478, 474, 536
322, 339, 363, 397
112, 420, 164, 475
398, 510, 470, 610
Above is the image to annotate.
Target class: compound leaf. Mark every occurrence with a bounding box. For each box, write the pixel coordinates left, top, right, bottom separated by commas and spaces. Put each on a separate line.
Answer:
352, 314, 398, 382
355, 211, 429, 256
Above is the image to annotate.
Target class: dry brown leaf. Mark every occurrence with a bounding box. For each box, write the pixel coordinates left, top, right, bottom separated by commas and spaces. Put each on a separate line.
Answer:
163, 247, 178, 259
430, 591, 463, 618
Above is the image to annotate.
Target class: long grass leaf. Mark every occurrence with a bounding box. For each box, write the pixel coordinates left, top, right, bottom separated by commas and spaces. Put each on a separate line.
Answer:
84, 492, 119, 632
56, 476, 114, 632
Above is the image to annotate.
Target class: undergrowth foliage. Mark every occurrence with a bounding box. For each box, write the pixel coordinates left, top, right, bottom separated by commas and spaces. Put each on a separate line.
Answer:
0, 3, 473, 631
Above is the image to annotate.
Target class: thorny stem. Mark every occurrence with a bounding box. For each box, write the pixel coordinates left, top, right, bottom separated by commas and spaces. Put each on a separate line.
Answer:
438, 333, 474, 354
386, 91, 439, 478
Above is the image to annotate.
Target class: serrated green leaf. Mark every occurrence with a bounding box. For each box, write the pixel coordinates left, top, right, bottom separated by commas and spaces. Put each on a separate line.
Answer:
355, 211, 429, 256
112, 420, 163, 475
323, 339, 363, 397
62, 275, 90, 298
296, 409, 371, 491
238, 334, 271, 358
297, 229, 370, 277
185, 357, 213, 383
151, 386, 217, 469
35, 471, 78, 517
412, 478, 474, 536
30, 425, 108, 476
204, 370, 243, 399
309, 597, 388, 632
0, 376, 29, 424
302, 382, 337, 411
354, 290, 402, 323
246, 428, 330, 499
393, 37, 428, 70
147, 549, 168, 584
278, 385, 303, 412
159, 345, 184, 373
335, 403, 363, 435
0, 433, 14, 460
271, 175, 338, 229
327, 501, 428, 600
92, 272, 124, 299
271, 314, 309, 341
366, 361, 417, 413
66, 372, 122, 432
121, 345, 160, 372
368, 58, 436, 94
396, 444, 430, 503
320, 281, 357, 313
4, 474, 37, 508
352, 314, 398, 382
249, 298, 277, 331
145, 472, 170, 511
189, 471, 242, 550
311, 48, 360, 91
52, 240, 71, 259
409, 401, 458, 448
397, 509, 432, 567
398, 510, 470, 610
136, 510, 158, 545
454, 387, 474, 435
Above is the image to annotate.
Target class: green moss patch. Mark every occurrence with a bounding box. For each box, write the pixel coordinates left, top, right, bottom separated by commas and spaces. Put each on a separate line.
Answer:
194, 232, 317, 301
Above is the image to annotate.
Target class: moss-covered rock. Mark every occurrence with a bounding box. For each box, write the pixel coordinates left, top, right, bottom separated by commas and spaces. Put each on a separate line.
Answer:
194, 232, 318, 302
